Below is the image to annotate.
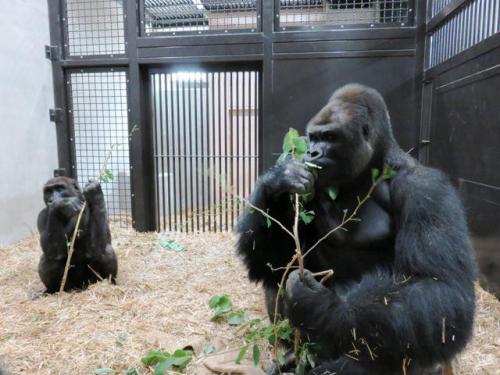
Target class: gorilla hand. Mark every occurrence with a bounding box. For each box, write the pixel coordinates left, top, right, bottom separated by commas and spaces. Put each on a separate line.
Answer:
50, 196, 84, 218
285, 269, 338, 332
262, 159, 316, 197
83, 180, 103, 200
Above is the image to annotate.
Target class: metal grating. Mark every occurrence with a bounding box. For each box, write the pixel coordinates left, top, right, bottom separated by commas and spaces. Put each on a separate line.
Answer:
151, 70, 260, 232
278, 0, 412, 29
430, 0, 454, 19
144, 0, 259, 34
68, 70, 132, 226
65, 0, 126, 57
428, 0, 500, 68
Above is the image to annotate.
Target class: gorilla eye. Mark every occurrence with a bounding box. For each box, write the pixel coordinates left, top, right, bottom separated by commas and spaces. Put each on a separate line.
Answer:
362, 125, 370, 138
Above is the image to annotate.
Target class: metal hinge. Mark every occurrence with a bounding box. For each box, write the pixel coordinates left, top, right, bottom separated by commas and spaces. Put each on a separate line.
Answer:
49, 108, 63, 123
53, 168, 67, 177
45, 45, 60, 61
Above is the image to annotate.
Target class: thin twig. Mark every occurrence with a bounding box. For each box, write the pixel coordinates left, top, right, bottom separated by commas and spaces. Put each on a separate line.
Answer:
302, 175, 384, 259
236, 195, 295, 239
293, 194, 304, 275
59, 201, 87, 292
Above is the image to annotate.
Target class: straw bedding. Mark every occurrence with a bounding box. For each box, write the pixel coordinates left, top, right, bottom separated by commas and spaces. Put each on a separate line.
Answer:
0, 225, 498, 374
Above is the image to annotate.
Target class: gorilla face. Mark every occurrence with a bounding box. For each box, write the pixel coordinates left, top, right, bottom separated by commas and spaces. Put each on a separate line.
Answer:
43, 176, 83, 206
304, 96, 375, 188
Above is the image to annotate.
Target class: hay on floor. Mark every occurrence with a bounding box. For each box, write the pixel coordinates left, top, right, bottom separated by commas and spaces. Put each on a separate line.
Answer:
0, 225, 498, 374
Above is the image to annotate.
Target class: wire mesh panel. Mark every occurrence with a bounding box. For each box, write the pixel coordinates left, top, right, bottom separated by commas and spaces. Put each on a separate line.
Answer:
144, 0, 259, 34
428, 0, 500, 68
68, 69, 132, 226
278, 0, 412, 29
64, 0, 126, 57
151, 69, 260, 232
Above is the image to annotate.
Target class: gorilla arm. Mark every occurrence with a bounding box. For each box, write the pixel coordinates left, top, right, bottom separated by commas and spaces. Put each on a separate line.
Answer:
237, 159, 315, 288
37, 198, 83, 261
285, 166, 477, 366
83, 181, 117, 280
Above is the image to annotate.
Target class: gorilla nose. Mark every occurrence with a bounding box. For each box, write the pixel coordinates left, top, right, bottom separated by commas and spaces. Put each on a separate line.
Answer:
306, 148, 323, 161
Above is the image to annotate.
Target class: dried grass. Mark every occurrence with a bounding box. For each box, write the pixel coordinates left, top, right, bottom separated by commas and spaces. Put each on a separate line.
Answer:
0, 225, 498, 374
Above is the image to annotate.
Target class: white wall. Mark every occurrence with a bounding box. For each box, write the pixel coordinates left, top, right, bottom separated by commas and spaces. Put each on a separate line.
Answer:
0, 1, 57, 247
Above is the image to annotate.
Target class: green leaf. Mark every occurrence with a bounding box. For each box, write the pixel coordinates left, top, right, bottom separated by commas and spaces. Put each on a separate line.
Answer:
282, 128, 300, 154
141, 351, 169, 366
94, 368, 113, 375
299, 210, 315, 225
382, 164, 397, 180
126, 369, 139, 375
306, 352, 316, 369
100, 169, 114, 183
327, 186, 339, 201
277, 351, 287, 366
171, 349, 192, 369
266, 211, 272, 228
158, 239, 186, 252
228, 310, 245, 326
252, 344, 261, 366
371, 168, 381, 183
235, 344, 249, 364
154, 357, 174, 375
203, 344, 215, 355
292, 137, 308, 159
208, 294, 233, 321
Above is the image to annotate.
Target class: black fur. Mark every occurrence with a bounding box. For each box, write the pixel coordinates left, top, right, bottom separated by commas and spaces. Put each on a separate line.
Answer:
37, 177, 118, 293
237, 84, 477, 374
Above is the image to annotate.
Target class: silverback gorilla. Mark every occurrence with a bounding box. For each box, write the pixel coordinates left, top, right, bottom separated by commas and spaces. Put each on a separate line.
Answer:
38, 177, 117, 293
237, 84, 477, 374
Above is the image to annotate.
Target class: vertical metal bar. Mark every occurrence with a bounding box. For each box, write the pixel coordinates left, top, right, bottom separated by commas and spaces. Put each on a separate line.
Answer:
175, 75, 183, 231
152, 74, 160, 230
206, 72, 212, 231
211, 72, 217, 232
200, 73, 206, 232
243, 71, 248, 210
188, 76, 195, 232
224, 72, 229, 230
182, 76, 189, 232
194, 74, 200, 232
158, 73, 166, 231
228, 72, 233, 231
169, 74, 177, 231
164, 73, 172, 232
218, 72, 223, 231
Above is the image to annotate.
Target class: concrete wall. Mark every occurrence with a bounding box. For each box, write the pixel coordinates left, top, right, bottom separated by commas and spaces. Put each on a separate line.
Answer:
0, 2, 56, 248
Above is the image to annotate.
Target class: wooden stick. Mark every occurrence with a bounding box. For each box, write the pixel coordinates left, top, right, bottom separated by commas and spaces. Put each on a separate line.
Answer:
59, 201, 87, 292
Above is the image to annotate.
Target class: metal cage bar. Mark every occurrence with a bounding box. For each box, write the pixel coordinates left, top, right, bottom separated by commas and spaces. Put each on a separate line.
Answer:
63, 0, 127, 58
150, 68, 260, 232
427, 0, 500, 68
143, 0, 260, 35
277, 0, 413, 30
67, 68, 132, 227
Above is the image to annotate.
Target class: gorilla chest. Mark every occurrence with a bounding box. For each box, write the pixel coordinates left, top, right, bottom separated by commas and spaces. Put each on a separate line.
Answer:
306, 193, 395, 279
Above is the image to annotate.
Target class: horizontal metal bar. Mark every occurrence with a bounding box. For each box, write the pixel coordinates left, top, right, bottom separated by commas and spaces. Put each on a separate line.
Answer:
426, 0, 471, 33
138, 43, 263, 58
272, 27, 416, 42
138, 54, 264, 64
424, 33, 500, 79
274, 49, 416, 60
60, 58, 130, 68
138, 33, 263, 47
274, 38, 415, 54
154, 155, 259, 158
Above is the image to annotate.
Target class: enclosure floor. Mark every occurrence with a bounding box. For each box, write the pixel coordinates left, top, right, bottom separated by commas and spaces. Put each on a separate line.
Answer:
0, 225, 498, 374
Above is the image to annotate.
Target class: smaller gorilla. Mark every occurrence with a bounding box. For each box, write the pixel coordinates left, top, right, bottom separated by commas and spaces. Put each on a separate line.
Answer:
37, 176, 117, 293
